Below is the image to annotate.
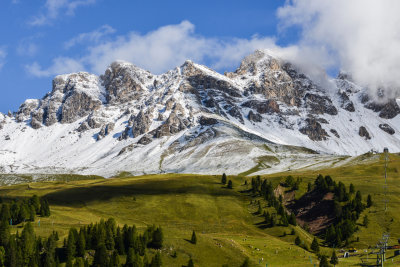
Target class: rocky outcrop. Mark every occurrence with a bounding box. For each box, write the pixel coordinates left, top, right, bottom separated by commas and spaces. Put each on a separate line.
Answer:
379, 124, 395, 135
338, 91, 355, 112
359, 126, 371, 140
27, 73, 105, 128
242, 100, 280, 114
16, 99, 39, 122
330, 129, 340, 138
299, 118, 329, 141
304, 93, 338, 115
131, 111, 151, 138
248, 110, 262, 122
101, 61, 148, 104
199, 116, 218, 126
97, 122, 115, 140
364, 99, 400, 119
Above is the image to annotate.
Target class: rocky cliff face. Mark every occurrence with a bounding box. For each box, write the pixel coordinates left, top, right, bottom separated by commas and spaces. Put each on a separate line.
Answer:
1, 50, 400, 178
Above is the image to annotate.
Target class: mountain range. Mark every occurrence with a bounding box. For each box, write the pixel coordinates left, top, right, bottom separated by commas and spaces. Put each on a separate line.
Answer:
0, 50, 399, 179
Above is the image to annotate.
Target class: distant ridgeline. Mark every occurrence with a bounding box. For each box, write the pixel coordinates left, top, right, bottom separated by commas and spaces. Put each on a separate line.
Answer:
246, 174, 372, 249
0, 217, 164, 267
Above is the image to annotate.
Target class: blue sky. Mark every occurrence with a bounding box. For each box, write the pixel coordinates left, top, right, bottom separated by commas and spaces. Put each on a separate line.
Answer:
0, 0, 301, 112
3, 1, 396, 113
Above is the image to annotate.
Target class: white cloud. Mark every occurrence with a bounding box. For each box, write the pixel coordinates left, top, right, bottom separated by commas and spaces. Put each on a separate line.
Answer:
277, 0, 400, 98
30, 0, 96, 26
27, 21, 284, 77
26, 57, 85, 77
0, 47, 7, 70
64, 25, 116, 49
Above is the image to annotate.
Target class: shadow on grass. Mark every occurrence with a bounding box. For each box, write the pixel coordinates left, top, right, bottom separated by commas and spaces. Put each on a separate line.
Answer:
39, 178, 239, 207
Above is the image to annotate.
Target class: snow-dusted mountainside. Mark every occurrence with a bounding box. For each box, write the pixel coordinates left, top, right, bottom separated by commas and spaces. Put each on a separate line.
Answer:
0, 50, 399, 177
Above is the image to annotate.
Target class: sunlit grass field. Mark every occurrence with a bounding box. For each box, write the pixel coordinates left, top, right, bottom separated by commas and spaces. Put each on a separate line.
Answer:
0, 152, 399, 266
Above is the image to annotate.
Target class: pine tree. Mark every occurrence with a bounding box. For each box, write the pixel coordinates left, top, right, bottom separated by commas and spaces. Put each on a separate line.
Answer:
227, 180, 233, 189
150, 227, 163, 249
188, 258, 194, 267
150, 252, 162, 267
307, 182, 312, 192
367, 194, 373, 208
363, 215, 369, 227
330, 250, 339, 267
319, 255, 329, 267
191, 230, 197, 244
221, 173, 227, 185
311, 237, 320, 253
76, 230, 86, 257
92, 244, 108, 267
295, 236, 301, 246
349, 183, 355, 194
0, 220, 10, 247
240, 257, 250, 267
66, 228, 77, 262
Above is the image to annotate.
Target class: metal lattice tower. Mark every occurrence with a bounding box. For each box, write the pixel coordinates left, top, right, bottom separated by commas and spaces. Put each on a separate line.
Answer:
376, 148, 390, 267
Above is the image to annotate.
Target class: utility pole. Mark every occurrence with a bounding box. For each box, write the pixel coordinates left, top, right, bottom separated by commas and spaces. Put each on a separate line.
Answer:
376, 148, 389, 267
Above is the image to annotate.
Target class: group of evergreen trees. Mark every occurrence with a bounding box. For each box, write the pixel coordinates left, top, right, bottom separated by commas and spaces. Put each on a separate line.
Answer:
0, 217, 163, 267
0, 195, 50, 225
250, 176, 297, 228
221, 173, 233, 189
311, 174, 373, 247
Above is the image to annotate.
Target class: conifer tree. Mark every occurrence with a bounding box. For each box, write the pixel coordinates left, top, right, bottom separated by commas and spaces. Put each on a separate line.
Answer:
188, 258, 194, 267
295, 236, 301, 246
367, 194, 373, 207
240, 257, 250, 267
150, 252, 162, 267
319, 255, 329, 267
191, 230, 197, 244
221, 173, 227, 184
330, 250, 339, 267
92, 244, 108, 267
76, 230, 86, 257
311, 237, 320, 253
227, 180, 233, 189
363, 215, 369, 227
66, 229, 76, 262
110, 250, 120, 267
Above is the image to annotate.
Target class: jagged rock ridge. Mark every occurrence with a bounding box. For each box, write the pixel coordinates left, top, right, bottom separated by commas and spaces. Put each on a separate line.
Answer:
0, 50, 399, 178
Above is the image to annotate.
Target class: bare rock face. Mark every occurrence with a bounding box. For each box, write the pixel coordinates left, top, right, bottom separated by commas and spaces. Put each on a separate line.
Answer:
16, 99, 39, 122
30, 117, 42, 129
242, 100, 280, 114
131, 110, 152, 138
330, 129, 340, 138
359, 126, 371, 140
364, 99, 400, 119
299, 118, 329, 141
338, 91, 355, 112
118, 126, 131, 140
101, 61, 149, 104
28, 73, 105, 127
199, 116, 218, 125
97, 122, 115, 140
304, 93, 338, 115
248, 110, 262, 122
137, 134, 153, 145
379, 124, 395, 135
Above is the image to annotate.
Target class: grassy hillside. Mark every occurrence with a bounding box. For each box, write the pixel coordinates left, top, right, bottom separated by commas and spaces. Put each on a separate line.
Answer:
0, 152, 399, 266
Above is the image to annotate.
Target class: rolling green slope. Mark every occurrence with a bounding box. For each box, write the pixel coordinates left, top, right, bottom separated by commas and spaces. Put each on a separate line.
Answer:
0, 153, 399, 266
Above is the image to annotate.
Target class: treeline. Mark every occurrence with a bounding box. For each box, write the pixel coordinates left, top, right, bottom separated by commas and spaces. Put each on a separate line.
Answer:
311, 174, 372, 247
0, 218, 163, 267
250, 176, 297, 228
0, 195, 50, 225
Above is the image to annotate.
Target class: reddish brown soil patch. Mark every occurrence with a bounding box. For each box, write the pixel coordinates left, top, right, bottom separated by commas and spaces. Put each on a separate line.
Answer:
286, 190, 336, 234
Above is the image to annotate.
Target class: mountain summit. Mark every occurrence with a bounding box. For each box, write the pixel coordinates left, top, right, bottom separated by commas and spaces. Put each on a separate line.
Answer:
0, 50, 399, 177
